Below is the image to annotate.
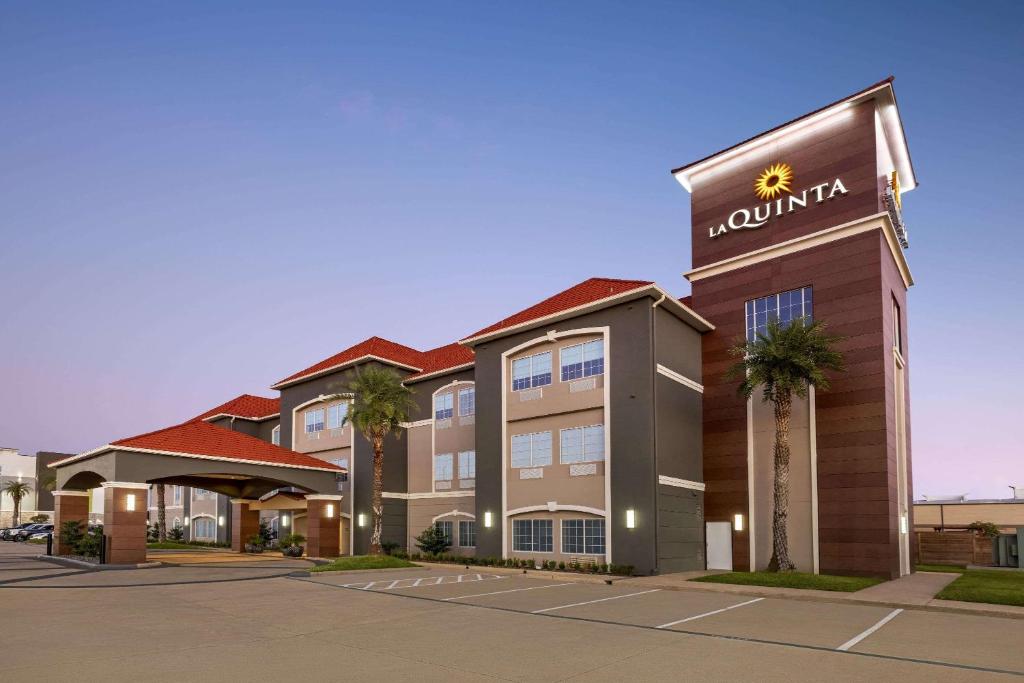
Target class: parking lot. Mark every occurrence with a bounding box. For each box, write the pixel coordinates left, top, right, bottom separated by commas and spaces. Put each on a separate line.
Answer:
3, 543, 1022, 681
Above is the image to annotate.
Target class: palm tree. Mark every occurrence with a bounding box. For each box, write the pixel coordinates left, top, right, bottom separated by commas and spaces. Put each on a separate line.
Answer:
727, 317, 844, 572
156, 484, 167, 542
343, 366, 416, 555
2, 481, 33, 527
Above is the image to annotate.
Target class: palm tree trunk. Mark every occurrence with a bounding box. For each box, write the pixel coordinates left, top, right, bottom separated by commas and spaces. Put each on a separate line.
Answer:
157, 484, 167, 543
768, 391, 795, 572
370, 435, 384, 555
12, 495, 21, 527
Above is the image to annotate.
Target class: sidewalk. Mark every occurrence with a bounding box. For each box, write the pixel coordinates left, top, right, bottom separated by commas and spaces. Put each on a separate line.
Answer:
620, 570, 1024, 620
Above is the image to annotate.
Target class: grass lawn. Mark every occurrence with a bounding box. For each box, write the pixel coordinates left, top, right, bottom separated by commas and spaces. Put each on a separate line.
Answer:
916, 563, 966, 573
935, 568, 1024, 607
310, 555, 418, 572
691, 571, 883, 592
146, 542, 225, 550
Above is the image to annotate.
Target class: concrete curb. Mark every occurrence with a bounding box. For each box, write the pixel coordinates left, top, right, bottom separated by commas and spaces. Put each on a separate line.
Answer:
413, 561, 624, 585
37, 555, 162, 571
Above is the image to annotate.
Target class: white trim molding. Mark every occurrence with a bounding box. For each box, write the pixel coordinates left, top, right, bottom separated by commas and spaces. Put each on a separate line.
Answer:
382, 491, 475, 500
399, 419, 433, 429
658, 475, 706, 492
431, 509, 476, 523
51, 445, 345, 474
52, 490, 90, 497
100, 481, 150, 490
304, 494, 343, 501
272, 355, 422, 390
404, 362, 476, 385
506, 504, 606, 517
202, 412, 279, 423
685, 213, 913, 289
656, 365, 704, 393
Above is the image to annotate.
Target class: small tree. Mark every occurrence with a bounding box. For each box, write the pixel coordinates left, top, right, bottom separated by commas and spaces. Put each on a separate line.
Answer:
167, 524, 185, 542
29, 514, 50, 523
59, 520, 85, 554
415, 525, 451, 556
967, 521, 1001, 538
2, 481, 32, 527
727, 317, 844, 572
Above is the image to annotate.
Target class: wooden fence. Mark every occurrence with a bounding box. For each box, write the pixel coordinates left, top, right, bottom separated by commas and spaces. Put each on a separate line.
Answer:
917, 531, 993, 566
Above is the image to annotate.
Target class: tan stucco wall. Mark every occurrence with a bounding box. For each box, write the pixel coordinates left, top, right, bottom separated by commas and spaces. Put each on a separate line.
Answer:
752, 394, 815, 572
506, 334, 605, 423
506, 509, 606, 564
915, 502, 1024, 529
407, 424, 433, 494
407, 497, 476, 556
292, 396, 353, 454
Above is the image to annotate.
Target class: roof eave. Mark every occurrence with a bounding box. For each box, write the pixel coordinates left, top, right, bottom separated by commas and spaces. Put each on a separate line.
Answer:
271, 354, 423, 390
202, 412, 280, 423
403, 362, 476, 385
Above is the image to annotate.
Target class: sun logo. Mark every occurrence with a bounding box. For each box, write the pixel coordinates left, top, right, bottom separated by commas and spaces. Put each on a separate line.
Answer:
753, 162, 794, 201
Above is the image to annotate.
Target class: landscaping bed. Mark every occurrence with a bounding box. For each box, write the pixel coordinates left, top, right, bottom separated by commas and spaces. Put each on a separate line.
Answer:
146, 542, 227, 551
403, 552, 634, 576
935, 568, 1024, 607
690, 571, 883, 592
310, 555, 418, 572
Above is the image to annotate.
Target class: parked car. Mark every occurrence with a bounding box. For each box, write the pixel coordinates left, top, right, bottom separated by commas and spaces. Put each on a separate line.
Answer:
0, 523, 38, 541
14, 524, 53, 541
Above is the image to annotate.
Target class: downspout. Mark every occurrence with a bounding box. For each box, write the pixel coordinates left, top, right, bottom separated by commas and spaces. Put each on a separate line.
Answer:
649, 294, 665, 573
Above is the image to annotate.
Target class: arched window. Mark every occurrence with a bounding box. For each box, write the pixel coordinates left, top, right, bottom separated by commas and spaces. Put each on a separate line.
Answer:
193, 517, 215, 539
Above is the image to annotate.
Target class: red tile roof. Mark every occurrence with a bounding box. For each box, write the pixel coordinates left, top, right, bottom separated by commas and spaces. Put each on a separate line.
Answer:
461, 277, 654, 342
272, 336, 426, 389
190, 394, 280, 422
110, 420, 343, 472
406, 343, 475, 382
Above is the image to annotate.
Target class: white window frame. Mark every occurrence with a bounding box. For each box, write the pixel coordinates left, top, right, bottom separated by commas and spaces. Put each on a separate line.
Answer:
458, 387, 475, 417
434, 392, 453, 420
305, 408, 325, 433
558, 424, 605, 464
434, 453, 454, 482
458, 451, 476, 480
511, 351, 552, 391
561, 518, 606, 555
327, 403, 348, 430
512, 519, 553, 553
435, 520, 454, 546
510, 431, 552, 468
560, 339, 604, 382
745, 286, 813, 342
459, 520, 476, 548
271, 425, 281, 446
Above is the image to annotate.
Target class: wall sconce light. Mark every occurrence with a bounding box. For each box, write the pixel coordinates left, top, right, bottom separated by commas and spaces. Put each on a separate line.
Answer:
184, 516, 190, 526
357, 513, 367, 527
733, 514, 744, 532
125, 494, 136, 512
483, 511, 493, 528
900, 514, 908, 534
625, 509, 636, 529
218, 515, 225, 527
325, 504, 334, 519
281, 514, 290, 527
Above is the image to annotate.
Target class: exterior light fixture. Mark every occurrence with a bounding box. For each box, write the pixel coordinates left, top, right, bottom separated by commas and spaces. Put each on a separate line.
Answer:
125, 494, 136, 512
357, 513, 367, 527
325, 504, 334, 519
281, 514, 290, 527
733, 514, 744, 532
483, 511, 493, 528
218, 515, 225, 527
184, 516, 190, 526
625, 509, 636, 529
900, 514, 908, 534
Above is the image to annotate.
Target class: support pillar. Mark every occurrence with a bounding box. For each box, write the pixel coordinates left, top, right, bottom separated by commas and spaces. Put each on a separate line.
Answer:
102, 482, 149, 565
231, 499, 260, 552
52, 490, 89, 556
305, 495, 342, 559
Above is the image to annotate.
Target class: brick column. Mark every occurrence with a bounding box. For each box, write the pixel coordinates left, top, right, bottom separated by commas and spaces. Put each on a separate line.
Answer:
231, 499, 260, 552
52, 490, 90, 556
305, 495, 342, 559
102, 482, 148, 565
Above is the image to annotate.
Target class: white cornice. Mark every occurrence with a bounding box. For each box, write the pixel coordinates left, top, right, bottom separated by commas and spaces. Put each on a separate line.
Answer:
658, 475, 706, 492
382, 491, 475, 500
404, 362, 475, 385
49, 445, 345, 474
272, 354, 423, 390
202, 412, 279, 423
656, 364, 704, 393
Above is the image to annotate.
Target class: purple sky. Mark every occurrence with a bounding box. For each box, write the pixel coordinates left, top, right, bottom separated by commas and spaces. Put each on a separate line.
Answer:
1, 3, 1021, 498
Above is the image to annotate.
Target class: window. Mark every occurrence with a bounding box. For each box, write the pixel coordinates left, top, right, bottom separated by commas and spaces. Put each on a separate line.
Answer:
892, 297, 902, 354
512, 519, 553, 552
434, 392, 453, 420
511, 351, 552, 391
458, 387, 475, 416
561, 340, 604, 381
562, 519, 606, 555
434, 453, 453, 482
271, 425, 280, 446
745, 286, 813, 342
458, 451, 476, 480
459, 520, 476, 547
331, 457, 349, 483
193, 488, 213, 501
510, 431, 552, 468
559, 425, 605, 463
172, 517, 182, 529
328, 403, 348, 430
173, 486, 182, 505
305, 408, 325, 433
435, 521, 453, 545
194, 517, 215, 539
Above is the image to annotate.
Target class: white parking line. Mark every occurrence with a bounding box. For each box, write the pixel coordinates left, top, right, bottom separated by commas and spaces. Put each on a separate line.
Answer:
443, 582, 574, 602
656, 597, 764, 629
340, 573, 506, 591
836, 608, 903, 652
531, 589, 661, 614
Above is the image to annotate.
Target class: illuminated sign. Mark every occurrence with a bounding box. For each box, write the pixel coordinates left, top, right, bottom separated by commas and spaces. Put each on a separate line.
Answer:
707, 163, 849, 239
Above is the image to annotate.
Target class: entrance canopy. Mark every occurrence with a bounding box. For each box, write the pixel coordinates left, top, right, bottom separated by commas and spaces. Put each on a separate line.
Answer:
51, 420, 344, 499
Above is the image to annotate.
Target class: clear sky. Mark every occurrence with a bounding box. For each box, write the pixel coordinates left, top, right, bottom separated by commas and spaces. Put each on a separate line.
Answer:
1, 2, 1021, 498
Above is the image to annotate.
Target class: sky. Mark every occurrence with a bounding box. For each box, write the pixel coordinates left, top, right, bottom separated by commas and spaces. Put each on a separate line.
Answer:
1, 2, 1021, 499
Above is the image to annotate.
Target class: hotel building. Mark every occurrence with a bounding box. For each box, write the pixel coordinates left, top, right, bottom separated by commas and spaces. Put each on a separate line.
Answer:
51, 78, 916, 578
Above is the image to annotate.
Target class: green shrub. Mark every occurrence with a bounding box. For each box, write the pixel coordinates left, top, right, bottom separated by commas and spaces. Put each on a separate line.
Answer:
279, 533, 306, 548
381, 540, 401, 555
29, 514, 49, 523
967, 521, 1001, 538
414, 526, 451, 556
167, 525, 185, 542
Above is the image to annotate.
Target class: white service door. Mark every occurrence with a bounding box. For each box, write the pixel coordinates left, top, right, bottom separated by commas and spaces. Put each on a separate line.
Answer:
706, 521, 733, 570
